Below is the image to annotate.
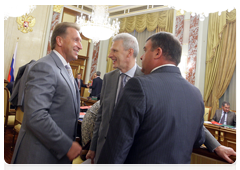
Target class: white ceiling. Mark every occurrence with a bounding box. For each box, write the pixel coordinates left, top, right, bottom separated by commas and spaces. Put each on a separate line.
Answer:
66, 5, 171, 19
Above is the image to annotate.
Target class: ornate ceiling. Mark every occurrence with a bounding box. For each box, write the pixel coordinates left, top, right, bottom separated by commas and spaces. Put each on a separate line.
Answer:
65, 5, 171, 19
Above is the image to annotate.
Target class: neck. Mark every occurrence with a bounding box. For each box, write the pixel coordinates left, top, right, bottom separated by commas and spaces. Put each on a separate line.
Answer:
120, 60, 135, 73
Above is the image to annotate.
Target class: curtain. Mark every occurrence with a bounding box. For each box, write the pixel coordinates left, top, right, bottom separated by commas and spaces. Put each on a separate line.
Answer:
106, 9, 174, 73
204, 9, 236, 119
119, 9, 174, 33
106, 38, 114, 73
130, 30, 156, 67
219, 68, 236, 110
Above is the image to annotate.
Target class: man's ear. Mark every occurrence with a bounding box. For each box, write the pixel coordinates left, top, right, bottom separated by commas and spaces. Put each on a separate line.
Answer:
56, 36, 63, 47
154, 47, 162, 59
127, 48, 134, 58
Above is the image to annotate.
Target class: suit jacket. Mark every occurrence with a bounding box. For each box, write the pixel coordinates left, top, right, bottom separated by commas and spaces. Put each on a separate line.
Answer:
97, 66, 205, 164
89, 77, 103, 98
212, 109, 236, 126
75, 78, 87, 95
10, 60, 36, 111
11, 51, 80, 164
89, 66, 143, 162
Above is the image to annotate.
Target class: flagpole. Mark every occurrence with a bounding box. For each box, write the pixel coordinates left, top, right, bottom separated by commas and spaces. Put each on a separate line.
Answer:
7, 41, 18, 82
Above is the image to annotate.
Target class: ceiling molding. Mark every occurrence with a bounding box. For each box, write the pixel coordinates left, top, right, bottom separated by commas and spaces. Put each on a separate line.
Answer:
64, 5, 171, 19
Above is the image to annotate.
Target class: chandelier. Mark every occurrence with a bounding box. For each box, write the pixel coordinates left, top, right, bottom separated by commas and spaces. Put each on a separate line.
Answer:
4, 5, 36, 20
167, 4, 235, 21
76, 5, 120, 45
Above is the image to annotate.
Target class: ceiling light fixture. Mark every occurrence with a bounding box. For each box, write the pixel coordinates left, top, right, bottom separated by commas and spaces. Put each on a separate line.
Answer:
4, 5, 36, 20
76, 5, 120, 45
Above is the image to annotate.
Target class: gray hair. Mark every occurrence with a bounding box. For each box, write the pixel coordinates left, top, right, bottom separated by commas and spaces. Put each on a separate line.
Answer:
96, 71, 101, 76
112, 33, 139, 58
222, 101, 230, 107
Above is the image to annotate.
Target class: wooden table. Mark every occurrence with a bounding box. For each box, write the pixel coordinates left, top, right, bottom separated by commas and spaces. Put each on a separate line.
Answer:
204, 123, 236, 151
80, 97, 98, 106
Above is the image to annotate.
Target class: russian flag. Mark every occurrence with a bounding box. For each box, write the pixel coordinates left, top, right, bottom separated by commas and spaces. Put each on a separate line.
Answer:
7, 42, 18, 82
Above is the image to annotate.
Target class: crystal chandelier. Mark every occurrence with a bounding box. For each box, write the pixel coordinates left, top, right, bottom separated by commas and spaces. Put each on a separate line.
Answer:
4, 5, 36, 20
167, 4, 235, 21
76, 5, 120, 45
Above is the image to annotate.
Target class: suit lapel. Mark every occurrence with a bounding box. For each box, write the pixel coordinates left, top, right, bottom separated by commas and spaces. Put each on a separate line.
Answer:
50, 51, 79, 115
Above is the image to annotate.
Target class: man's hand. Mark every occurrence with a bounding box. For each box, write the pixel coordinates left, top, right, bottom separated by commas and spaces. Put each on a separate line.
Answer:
86, 150, 96, 164
214, 145, 236, 163
67, 141, 82, 161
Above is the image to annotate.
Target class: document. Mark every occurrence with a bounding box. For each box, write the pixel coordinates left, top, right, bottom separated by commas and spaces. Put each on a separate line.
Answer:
77, 159, 94, 170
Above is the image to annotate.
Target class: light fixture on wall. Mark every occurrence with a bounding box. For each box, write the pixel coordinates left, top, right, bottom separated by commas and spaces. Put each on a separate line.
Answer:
76, 5, 120, 45
167, 3, 235, 21
4, 5, 36, 20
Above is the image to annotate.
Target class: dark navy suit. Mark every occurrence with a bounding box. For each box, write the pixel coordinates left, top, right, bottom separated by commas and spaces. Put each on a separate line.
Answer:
97, 66, 205, 164
89, 77, 103, 99
75, 78, 87, 95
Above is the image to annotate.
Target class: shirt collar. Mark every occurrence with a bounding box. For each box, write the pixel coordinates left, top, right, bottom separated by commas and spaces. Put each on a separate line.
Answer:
53, 50, 68, 67
119, 63, 137, 78
151, 64, 176, 73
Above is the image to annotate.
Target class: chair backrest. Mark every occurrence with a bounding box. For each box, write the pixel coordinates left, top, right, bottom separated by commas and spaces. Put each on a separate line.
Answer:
15, 107, 24, 125
83, 88, 90, 98
4, 87, 10, 118
230, 110, 238, 117
204, 106, 212, 121
4, 79, 9, 87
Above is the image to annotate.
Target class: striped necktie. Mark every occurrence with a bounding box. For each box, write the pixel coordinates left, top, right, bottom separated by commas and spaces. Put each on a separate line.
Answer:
219, 112, 226, 124
65, 65, 75, 91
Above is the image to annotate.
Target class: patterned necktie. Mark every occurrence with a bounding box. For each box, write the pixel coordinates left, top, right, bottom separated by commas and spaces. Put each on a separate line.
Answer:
116, 73, 127, 103
219, 112, 226, 124
65, 65, 75, 91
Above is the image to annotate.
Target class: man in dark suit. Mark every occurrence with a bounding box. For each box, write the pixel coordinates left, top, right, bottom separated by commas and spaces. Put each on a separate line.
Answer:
86, 33, 144, 163
11, 22, 82, 164
87, 33, 236, 164
89, 71, 103, 99
212, 101, 236, 126
97, 32, 205, 164
75, 73, 87, 96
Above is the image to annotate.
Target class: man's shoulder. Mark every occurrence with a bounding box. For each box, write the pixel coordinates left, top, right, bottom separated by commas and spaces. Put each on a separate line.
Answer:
35, 52, 54, 64
229, 111, 236, 115
104, 69, 119, 78
215, 109, 222, 114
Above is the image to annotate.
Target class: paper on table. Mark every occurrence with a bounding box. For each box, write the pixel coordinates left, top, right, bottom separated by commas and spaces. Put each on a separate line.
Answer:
77, 159, 94, 170
204, 121, 212, 124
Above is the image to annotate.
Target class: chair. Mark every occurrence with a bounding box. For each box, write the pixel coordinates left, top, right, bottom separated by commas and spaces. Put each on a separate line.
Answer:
4, 87, 15, 132
230, 110, 236, 113
204, 106, 212, 121
11, 107, 24, 149
4, 79, 9, 87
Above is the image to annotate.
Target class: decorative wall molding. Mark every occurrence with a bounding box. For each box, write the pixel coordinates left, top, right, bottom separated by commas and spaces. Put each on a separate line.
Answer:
53, 5, 63, 13
186, 15, 199, 85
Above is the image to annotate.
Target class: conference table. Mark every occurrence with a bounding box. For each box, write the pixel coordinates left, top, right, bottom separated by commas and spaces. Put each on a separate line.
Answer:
80, 97, 98, 106
191, 123, 236, 164
204, 123, 236, 151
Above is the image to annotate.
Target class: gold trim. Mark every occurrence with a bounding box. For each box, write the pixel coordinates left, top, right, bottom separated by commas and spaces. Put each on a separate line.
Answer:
214, 131, 219, 141
220, 132, 224, 142
176, 9, 186, 16
16, 14, 36, 33
53, 5, 63, 13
